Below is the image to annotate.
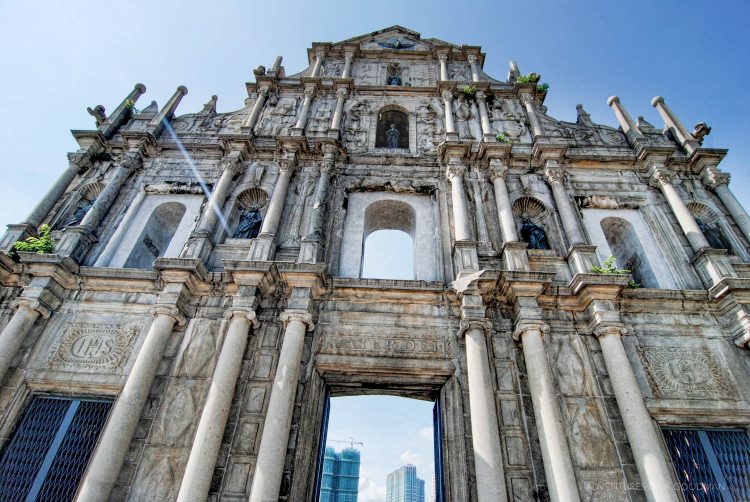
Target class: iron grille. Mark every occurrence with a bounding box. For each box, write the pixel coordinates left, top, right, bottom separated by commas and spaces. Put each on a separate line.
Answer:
0, 396, 112, 502
663, 428, 750, 502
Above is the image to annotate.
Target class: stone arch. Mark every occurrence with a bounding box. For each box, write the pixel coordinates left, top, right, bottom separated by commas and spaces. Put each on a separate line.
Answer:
361, 199, 416, 279
600, 216, 658, 288
123, 202, 186, 269
687, 202, 733, 254
375, 106, 409, 149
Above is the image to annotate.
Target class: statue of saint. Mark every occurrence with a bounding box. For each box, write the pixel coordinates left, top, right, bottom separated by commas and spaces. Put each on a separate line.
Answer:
232, 209, 263, 239
696, 218, 731, 252
386, 123, 400, 148
521, 218, 550, 250
66, 199, 95, 226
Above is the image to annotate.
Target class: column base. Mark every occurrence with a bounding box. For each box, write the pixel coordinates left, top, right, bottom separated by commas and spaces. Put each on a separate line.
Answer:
567, 244, 598, 275
501, 241, 530, 271
482, 132, 496, 142
692, 247, 736, 288
452, 240, 479, 278
55, 225, 97, 264
181, 231, 214, 262
298, 238, 323, 264
0, 224, 35, 253
247, 234, 276, 261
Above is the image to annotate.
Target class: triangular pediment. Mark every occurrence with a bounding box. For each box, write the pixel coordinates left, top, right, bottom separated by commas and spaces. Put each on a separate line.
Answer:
332, 25, 457, 52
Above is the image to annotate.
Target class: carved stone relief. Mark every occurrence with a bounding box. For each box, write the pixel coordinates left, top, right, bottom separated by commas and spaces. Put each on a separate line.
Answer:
306, 98, 334, 136
343, 100, 371, 152
448, 62, 471, 82
254, 95, 299, 136
637, 346, 738, 399
490, 98, 529, 142
317, 329, 452, 359
321, 60, 343, 78
129, 448, 183, 501
416, 98, 443, 154
47, 322, 139, 371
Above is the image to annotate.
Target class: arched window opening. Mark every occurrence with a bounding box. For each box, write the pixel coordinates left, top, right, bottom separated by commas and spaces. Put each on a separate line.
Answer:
124, 202, 186, 269
360, 200, 416, 280
376, 109, 409, 149
600, 217, 657, 288
513, 197, 551, 250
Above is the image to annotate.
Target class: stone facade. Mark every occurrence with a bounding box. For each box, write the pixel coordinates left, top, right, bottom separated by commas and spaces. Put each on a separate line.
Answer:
0, 25, 749, 502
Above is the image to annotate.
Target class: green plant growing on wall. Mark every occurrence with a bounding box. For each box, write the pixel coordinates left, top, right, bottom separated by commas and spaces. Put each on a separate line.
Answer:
496, 133, 511, 143
590, 255, 629, 275
13, 225, 55, 254
536, 82, 549, 93
516, 72, 541, 84
461, 85, 476, 99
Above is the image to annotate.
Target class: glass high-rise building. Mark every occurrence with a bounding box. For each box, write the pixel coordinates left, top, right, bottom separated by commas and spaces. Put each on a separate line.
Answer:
386, 464, 426, 502
320, 446, 360, 502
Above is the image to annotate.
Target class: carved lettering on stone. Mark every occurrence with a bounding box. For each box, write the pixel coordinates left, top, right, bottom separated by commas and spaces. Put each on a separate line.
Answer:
637, 346, 737, 399
317, 330, 452, 359
47, 322, 138, 371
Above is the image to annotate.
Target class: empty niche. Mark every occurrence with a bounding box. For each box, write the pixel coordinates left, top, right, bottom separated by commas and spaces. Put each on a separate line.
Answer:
123, 202, 186, 269
600, 217, 657, 288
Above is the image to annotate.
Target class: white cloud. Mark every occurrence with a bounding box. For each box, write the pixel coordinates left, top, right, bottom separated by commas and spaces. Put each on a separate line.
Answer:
400, 449, 423, 466
418, 426, 434, 439
359, 475, 386, 502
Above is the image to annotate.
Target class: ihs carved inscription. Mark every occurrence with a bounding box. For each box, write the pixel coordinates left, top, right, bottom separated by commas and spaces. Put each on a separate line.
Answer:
48, 322, 139, 371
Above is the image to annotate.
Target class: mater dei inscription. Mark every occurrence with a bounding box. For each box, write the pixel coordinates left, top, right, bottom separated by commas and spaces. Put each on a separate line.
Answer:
47, 323, 139, 371
318, 329, 452, 359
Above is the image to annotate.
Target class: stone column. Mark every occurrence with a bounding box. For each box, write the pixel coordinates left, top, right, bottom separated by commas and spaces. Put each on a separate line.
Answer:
703, 166, 750, 243
0, 300, 47, 384
595, 326, 679, 502
149, 86, 188, 135
514, 322, 580, 502
93, 189, 146, 266
544, 163, 585, 246
446, 159, 471, 241
294, 85, 316, 131
77, 306, 185, 502
467, 54, 481, 82
177, 309, 258, 502
607, 96, 643, 142
25, 153, 90, 227
461, 319, 508, 502
475, 91, 493, 140
299, 154, 334, 263
248, 311, 313, 502
489, 160, 518, 242
260, 161, 294, 237
243, 86, 269, 132
521, 92, 544, 138
329, 87, 348, 131
441, 91, 456, 136
341, 52, 354, 78
649, 167, 708, 252
310, 50, 325, 77
652, 96, 699, 154
438, 53, 449, 81
100, 83, 147, 138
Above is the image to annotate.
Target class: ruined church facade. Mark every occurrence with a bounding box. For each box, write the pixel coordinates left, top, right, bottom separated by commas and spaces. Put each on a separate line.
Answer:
0, 26, 748, 501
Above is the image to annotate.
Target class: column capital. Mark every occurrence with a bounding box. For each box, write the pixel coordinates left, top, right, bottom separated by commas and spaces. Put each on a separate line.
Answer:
593, 325, 629, 339
302, 86, 316, 98
438, 53, 449, 62
67, 151, 93, 174
467, 54, 479, 64
520, 92, 535, 105
512, 321, 549, 341
702, 165, 730, 189
147, 305, 187, 326
121, 151, 144, 171
336, 87, 349, 99
343, 51, 354, 61
224, 308, 259, 328
458, 319, 492, 337
543, 165, 565, 184
445, 159, 466, 180
488, 158, 508, 180
279, 310, 315, 331
648, 165, 673, 188
220, 151, 245, 176
441, 90, 454, 102
10, 298, 51, 319
475, 90, 487, 101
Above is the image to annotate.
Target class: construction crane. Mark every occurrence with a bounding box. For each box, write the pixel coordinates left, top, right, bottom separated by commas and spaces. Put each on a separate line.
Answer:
328, 437, 364, 449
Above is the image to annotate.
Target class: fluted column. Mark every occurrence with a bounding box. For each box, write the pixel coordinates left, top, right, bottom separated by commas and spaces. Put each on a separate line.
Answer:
329, 87, 348, 131
446, 159, 471, 241
461, 319, 508, 502
489, 160, 518, 242
652, 96, 700, 154
0, 300, 47, 384
294, 86, 316, 130
514, 322, 580, 502
595, 326, 679, 502
248, 311, 313, 502
259, 161, 294, 237
177, 309, 258, 502
467, 54, 481, 82
703, 166, 750, 243
475, 91, 492, 140
243, 86, 269, 131
441, 91, 456, 136
544, 163, 585, 247
25, 153, 90, 227
607, 96, 643, 142
521, 92, 544, 138
341, 52, 354, 78
649, 167, 708, 252
438, 53, 449, 81
78, 306, 185, 502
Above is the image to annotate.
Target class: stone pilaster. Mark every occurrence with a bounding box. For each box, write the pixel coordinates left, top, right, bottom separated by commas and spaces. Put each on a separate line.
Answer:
0, 299, 49, 384
467, 54, 481, 82
329, 87, 348, 133
475, 90, 494, 141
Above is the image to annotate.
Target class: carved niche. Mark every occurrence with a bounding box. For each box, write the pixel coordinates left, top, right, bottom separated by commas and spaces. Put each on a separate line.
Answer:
637, 346, 738, 399
47, 322, 139, 371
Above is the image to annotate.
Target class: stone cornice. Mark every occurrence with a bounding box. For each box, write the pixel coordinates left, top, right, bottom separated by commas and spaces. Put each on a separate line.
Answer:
153, 258, 210, 297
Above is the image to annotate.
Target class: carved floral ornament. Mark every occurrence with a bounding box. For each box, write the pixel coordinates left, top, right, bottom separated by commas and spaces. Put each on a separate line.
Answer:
279, 311, 315, 331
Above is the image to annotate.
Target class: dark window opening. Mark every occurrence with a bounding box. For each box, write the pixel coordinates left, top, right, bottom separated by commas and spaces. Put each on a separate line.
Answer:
0, 396, 112, 501
376, 110, 409, 149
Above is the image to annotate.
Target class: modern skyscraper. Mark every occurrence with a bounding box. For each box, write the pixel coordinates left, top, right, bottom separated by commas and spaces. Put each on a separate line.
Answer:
320, 446, 360, 502
386, 464, 425, 502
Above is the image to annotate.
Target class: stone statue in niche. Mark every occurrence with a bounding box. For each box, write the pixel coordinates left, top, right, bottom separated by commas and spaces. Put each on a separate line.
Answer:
696, 218, 732, 252
233, 209, 263, 239
386, 124, 400, 148
66, 199, 96, 226
521, 219, 550, 250
387, 63, 403, 86
453, 94, 475, 140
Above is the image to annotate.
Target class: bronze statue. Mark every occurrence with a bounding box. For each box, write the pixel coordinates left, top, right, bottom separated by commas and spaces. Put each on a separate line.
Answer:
521, 218, 550, 250
66, 199, 95, 227
233, 209, 263, 239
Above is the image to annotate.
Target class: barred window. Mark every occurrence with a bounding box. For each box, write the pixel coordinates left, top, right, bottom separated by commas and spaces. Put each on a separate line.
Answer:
0, 396, 112, 501
663, 428, 750, 501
